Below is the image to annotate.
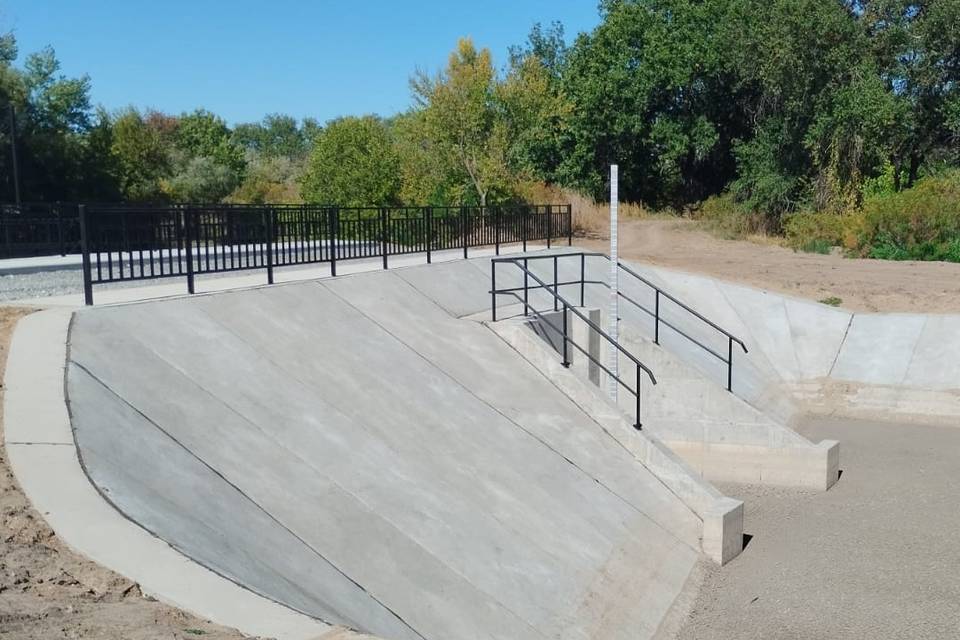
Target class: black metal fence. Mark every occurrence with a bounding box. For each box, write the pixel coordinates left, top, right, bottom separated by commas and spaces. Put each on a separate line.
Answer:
77, 203, 572, 305
1, 202, 81, 258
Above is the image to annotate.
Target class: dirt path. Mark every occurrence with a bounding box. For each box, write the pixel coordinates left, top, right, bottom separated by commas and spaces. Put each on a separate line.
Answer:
677, 417, 960, 639
582, 218, 960, 313
0, 307, 259, 640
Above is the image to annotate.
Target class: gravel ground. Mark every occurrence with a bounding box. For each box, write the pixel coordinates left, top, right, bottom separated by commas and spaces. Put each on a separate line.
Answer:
0, 269, 88, 301
677, 417, 960, 639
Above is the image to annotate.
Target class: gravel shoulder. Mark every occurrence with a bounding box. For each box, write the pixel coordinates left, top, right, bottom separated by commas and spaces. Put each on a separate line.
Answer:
0, 306, 259, 640
583, 218, 960, 314
677, 417, 960, 639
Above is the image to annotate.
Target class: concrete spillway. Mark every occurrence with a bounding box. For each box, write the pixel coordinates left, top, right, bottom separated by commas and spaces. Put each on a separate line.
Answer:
66, 258, 715, 640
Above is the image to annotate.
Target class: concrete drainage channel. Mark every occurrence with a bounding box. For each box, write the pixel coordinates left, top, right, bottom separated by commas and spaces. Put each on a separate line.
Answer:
4, 250, 960, 639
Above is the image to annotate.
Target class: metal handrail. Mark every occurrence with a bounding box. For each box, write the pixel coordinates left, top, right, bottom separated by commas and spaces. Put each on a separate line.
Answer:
492, 251, 750, 392
490, 255, 656, 430
611, 258, 749, 352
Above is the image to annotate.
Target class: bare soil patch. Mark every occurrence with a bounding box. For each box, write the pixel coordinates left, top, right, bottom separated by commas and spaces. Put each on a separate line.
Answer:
0, 306, 257, 639
581, 218, 960, 314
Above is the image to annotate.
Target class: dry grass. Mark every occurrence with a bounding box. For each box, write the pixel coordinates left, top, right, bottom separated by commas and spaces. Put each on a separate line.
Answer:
518, 182, 651, 238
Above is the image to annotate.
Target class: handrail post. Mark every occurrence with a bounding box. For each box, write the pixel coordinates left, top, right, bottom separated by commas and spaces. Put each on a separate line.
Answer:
461, 206, 468, 259
635, 363, 642, 430
491, 260, 497, 322
424, 206, 432, 264
79, 204, 93, 305
727, 336, 734, 392
580, 253, 585, 307
328, 207, 338, 276
523, 257, 529, 317
266, 208, 276, 285
567, 204, 573, 246
561, 303, 570, 367
381, 207, 389, 270
547, 205, 552, 249
654, 290, 660, 344
553, 254, 559, 312
184, 209, 195, 294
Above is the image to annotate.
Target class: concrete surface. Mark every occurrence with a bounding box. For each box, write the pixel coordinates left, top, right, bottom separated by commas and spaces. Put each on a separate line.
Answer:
65, 263, 715, 640
3, 309, 339, 640
677, 417, 960, 639
486, 315, 744, 565
589, 258, 960, 426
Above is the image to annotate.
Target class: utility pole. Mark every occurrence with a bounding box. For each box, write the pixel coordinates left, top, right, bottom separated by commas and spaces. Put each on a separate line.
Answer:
8, 104, 21, 206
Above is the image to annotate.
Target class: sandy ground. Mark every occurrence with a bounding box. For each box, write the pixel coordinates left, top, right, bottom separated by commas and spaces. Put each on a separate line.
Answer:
0, 306, 259, 640
582, 218, 960, 313
677, 417, 960, 639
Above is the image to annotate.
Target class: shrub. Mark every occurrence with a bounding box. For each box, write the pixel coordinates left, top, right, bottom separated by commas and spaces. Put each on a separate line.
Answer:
783, 211, 857, 253
696, 193, 769, 238
853, 170, 960, 261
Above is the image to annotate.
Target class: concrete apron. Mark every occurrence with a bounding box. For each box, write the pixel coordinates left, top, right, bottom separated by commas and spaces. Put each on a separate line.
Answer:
494, 305, 839, 492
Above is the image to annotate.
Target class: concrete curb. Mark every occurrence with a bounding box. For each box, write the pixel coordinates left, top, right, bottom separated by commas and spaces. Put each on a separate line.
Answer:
2, 308, 341, 640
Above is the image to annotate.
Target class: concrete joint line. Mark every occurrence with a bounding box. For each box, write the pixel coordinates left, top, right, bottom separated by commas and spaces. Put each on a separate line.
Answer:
827, 314, 856, 378
323, 280, 698, 556
2, 308, 339, 640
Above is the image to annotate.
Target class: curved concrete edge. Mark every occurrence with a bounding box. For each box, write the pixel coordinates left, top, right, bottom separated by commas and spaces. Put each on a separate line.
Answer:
486, 319, 744, 565
2, 307, 351, 640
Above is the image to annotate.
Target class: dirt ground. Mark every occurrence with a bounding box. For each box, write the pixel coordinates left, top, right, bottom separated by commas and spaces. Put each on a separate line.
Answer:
582, 218, 960, 313
0, 306, 258, 640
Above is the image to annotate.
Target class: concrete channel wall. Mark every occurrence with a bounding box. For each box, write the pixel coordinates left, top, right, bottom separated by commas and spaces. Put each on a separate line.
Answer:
64, 258, 743, 640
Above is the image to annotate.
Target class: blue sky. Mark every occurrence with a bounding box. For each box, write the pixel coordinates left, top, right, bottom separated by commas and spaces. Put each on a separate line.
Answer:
1, 1, 601, 125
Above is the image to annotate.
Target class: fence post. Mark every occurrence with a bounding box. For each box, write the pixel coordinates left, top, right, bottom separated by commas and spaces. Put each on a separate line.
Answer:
461, 206, 468, 259
494, 207, 500, 256
266, 208, 275, 285
79, 205, 94, 305
547, 205, 552, 249
328, 207, 338, 276
56, 201, 65, 256
379, 207, 388, 269
425, 206, 432, 264
522, 206, 528, 252
567, 204, 573, 246
184, 209, 195, 295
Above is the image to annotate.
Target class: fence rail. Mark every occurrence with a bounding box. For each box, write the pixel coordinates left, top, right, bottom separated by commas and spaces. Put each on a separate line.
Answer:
1, 202, 81, 258
75, 203, 571, 305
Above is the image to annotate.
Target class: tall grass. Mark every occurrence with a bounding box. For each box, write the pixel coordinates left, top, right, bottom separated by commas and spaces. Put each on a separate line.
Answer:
517, 182, 649, 238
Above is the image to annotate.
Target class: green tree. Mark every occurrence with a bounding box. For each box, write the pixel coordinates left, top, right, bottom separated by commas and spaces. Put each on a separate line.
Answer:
175, 108, 245, 178
110, 108, 172, 201
559, 0, 747, 205
165, 156, 240, 203
300, 115, 400, 206
410, 38, 513, 206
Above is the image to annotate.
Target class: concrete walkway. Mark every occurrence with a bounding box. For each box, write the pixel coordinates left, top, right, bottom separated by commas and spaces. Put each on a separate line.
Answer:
677, 417, 960, 639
